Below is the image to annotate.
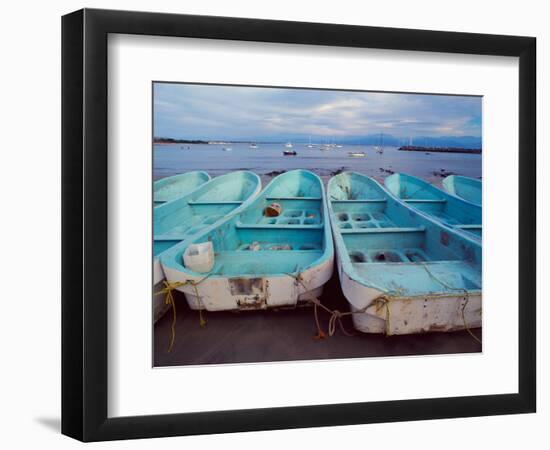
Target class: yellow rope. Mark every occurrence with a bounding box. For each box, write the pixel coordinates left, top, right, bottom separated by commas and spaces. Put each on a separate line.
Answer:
156, 266, 479, 348
420, 263, 481, 344
155, 281, 185, 352
460, 295, 482, 345
287, 272, 356, 338
367, 296, 393, 336
154, 276, 210, 352
287, 267, 480, 343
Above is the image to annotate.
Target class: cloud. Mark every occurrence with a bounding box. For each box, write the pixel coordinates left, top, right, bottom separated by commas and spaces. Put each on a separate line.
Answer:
153, 83, 481, 140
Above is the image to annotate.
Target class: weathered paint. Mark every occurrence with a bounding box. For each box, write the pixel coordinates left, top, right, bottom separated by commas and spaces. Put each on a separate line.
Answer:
163, 256, 333, 311
329, 172, 482, 335
161, 170, 334, 311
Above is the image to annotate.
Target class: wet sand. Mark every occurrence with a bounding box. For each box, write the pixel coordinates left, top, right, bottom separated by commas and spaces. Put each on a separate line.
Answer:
154, 270, 481, 367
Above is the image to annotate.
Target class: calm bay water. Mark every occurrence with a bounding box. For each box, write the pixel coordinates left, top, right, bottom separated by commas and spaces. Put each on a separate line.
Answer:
153, 143, 481, 185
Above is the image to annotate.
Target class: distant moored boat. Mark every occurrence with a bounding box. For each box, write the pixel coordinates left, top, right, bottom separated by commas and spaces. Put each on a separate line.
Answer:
348, 151, 366, 157
283, 150, 297, 156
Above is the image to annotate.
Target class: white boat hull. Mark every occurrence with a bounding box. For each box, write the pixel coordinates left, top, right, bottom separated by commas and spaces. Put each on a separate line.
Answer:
153, 280, 171, 323
163, 256, 333, 311
335, 254, 482, 334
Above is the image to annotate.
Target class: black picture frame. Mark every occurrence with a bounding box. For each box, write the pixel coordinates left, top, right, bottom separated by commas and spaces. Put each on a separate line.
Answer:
62, 8, 536, 442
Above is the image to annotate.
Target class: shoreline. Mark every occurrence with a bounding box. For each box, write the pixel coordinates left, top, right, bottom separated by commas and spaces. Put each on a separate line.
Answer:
154, 167, 481, 188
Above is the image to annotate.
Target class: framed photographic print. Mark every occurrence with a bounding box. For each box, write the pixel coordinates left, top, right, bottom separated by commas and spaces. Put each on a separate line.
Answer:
62, 8, 536, 441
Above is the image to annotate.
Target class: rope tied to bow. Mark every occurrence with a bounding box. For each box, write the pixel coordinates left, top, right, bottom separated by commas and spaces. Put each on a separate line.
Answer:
154, 277, 209, 352
287, 266, 480, 343
287, 272, 357, 338
420, 263, 481, 344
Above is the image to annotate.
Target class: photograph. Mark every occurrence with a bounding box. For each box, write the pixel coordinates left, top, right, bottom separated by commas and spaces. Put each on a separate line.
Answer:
152, 82, 483, 367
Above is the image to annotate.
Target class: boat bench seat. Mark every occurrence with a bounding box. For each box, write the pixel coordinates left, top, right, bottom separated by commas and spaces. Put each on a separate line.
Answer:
330, 199, 387, 203
235, 222, 323, 229
456, 224, 482, 230
403, 198, 447, 204
340, 226, 426, 235
265, 196, 321, 201
187, 200, 243, 206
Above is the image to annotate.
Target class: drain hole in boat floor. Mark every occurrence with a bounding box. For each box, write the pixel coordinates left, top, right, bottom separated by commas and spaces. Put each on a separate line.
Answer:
372, 251, 402, 262
337, 213, 349, 221
350, 252, 366, 263
352, 213, 370, 222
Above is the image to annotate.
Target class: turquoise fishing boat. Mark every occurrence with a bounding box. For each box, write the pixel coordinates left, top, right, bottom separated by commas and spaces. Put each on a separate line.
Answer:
442, 175, 482, 206
154, 171, 210, 206
161, 170, 334, 311
153, 171, 261, 320
328, 172, 481, 335
384, 173, 482, 240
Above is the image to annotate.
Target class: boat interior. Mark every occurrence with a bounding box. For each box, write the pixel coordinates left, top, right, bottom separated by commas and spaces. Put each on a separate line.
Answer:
153, 171, 260, 258
443, 175, 482, 206
165, 170, 330, 277
329, 172, 481, 295
385, 173, 482, 239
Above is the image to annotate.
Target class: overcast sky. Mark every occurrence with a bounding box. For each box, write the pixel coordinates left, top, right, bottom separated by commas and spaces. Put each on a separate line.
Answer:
153, 83, 482, 141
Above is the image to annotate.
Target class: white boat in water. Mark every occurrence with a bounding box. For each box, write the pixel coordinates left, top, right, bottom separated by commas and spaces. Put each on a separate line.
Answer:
249, 143, 258, 149
161, 170, 334, 311
284, 142, 293, 148
328, 172, 481, 335
348, 151, 366, 157
223, 147, 232, 151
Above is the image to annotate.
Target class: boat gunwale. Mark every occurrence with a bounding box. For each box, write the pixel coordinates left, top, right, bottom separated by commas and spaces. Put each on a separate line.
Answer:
442, 174, 483, 207
153, 170, 211, 204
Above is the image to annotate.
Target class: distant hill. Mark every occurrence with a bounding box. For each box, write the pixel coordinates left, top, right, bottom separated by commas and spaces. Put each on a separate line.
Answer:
236, 134, 482, 149
336, 134, 482, 149
155, 134, 482, 149
154, 137, 209, 144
